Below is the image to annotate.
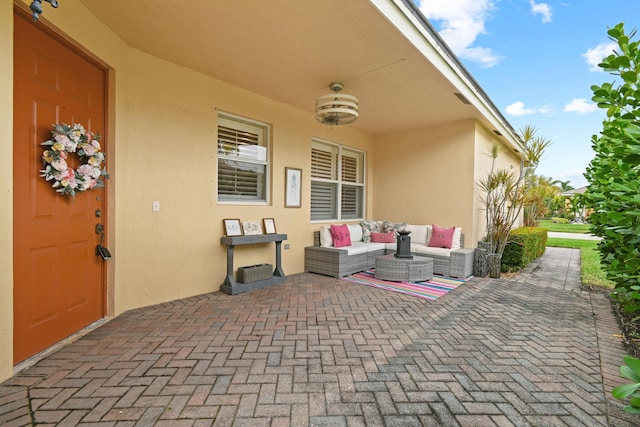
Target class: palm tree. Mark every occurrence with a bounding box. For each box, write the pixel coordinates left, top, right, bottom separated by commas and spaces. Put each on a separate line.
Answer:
557, 180, 574, 192
524, 175, 560, 226
478, 125, 551, 266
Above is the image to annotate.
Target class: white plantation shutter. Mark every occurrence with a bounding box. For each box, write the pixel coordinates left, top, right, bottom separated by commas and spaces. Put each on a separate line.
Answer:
311, 139, 364, 221
341, 185, 362, 219
341, 154, 358, 182
311, 143, 337, 180
217, 116, 268, 202
340, 149, 363, 219
311, 182, 336, 221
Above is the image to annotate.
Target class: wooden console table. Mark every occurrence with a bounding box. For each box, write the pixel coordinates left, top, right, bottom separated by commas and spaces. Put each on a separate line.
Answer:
220, 234, 287, 295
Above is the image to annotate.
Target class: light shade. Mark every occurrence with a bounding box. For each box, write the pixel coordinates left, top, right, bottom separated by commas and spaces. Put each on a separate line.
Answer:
315, 83, 359, 126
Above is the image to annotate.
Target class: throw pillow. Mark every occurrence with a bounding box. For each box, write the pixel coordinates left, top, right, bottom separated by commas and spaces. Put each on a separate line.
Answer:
428, 224, 455, 249
360, 220, 381, 243
330, 224, 351, 248
383, 220, 407, 234
371, 232, 396, 243
319, 225, 333, 247
452, 227, 462, 250
404, 224, 428, 244
347, 223, 363, 243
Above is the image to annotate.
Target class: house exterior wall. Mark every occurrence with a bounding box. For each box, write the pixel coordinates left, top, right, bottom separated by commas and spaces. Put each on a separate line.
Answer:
115, 48, 375, 312
473, 123, 523, 243
0, 1, 14, 383
372, 120, 521, 246
372, 120, 477, 241
1, 1, 378, 381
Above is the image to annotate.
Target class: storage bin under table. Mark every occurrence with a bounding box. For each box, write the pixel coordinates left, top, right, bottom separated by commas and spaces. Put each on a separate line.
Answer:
374, 254, 433, 282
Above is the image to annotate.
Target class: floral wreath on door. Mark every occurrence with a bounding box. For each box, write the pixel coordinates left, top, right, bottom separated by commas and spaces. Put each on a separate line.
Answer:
40, 123, 109, 198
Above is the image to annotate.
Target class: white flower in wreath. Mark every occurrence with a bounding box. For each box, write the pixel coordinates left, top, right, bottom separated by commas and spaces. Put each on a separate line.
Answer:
50, 158, 68, 172
40, 123, 109, 198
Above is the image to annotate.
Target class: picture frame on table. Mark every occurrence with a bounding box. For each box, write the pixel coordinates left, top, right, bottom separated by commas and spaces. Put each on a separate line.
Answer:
263, 218, 277, 234
242, 220, 263, 236
223, 218, 243, 236
285, 167, 302, 208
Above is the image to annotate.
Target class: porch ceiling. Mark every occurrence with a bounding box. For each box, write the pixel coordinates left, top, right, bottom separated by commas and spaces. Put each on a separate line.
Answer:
79, 0, 501, 137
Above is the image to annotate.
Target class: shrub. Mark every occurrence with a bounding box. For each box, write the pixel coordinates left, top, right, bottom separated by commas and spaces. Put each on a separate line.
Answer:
501, 227, 548, 272
584, 23, 640, 312
552, 217, 569, 224
612, 355, 640, 414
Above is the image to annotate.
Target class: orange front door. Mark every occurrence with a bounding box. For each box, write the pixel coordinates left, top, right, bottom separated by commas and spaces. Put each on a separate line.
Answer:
13, 11, 107, 364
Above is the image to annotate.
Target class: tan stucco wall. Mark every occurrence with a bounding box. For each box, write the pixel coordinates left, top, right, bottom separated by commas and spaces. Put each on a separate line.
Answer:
0, 1, 14, 384
473, 123, 523, 243
373, 120, 521, 246
372, 120, 477, 242
116, 48, 374, 312
1, 0, 375, 381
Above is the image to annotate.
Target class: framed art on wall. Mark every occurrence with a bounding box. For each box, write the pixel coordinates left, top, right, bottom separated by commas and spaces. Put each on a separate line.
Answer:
285, 167, 302, 208
223, 218, 243, 236
263, 218, 277, 234
242, 221, 263, 235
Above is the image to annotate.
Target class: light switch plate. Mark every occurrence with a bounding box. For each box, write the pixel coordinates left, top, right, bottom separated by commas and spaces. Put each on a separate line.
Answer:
152, 201, 160, 212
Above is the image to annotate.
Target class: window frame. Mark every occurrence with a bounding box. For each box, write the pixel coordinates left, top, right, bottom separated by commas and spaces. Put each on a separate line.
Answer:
310, 138, 366, 222
217, 112, 271, 205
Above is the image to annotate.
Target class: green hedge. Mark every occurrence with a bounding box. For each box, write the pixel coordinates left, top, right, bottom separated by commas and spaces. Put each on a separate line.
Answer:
501, 227, 548, 272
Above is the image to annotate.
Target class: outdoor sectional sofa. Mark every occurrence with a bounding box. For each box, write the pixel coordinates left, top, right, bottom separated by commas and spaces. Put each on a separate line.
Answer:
304, 221, 474, 279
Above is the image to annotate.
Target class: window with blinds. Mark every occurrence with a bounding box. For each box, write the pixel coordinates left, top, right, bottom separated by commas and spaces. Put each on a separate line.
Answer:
217, 114, 269, 202
310, 139, 364, 221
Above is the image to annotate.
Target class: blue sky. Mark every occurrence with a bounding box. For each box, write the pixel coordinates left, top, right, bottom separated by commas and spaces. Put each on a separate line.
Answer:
415, 0, 640, 188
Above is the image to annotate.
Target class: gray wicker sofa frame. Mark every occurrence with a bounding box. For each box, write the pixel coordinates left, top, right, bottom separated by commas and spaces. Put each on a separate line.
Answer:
304, 231, 474, 279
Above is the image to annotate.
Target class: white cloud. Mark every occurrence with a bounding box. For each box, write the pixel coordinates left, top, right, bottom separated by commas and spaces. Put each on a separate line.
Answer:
564, 98, 597, 114
529, 1, 552, 23
505, 101, 552, 117
418, 0, 501, 68
583, 42, 617, 71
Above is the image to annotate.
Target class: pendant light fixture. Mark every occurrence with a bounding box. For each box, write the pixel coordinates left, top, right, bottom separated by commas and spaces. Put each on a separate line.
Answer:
315, 83, 359, 126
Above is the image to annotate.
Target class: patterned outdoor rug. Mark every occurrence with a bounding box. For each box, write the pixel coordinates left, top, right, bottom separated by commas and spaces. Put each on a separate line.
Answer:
342, 269, 469, 300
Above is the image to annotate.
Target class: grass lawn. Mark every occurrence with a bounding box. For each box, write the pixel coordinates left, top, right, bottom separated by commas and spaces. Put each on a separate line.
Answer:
546, 237, 614, 288
539, 219, 592, 234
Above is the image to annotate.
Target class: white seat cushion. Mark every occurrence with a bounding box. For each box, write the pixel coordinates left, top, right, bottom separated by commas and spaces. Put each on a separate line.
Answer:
342, 243, 368, 255
412, 244, 451, 258
363, 242, 386, 252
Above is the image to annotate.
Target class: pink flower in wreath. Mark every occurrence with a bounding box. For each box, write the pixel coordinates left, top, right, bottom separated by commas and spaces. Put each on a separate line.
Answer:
59, 150, 68, 160
61, 169, 77, 188
82, 144, 96, 156
78, 177, 92, 191
55, 133, 70, 146
77, 164, 100, 178
62, 168, 74, 180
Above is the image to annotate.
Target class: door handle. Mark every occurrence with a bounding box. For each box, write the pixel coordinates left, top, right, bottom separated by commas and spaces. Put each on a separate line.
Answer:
94, 223, 111, 260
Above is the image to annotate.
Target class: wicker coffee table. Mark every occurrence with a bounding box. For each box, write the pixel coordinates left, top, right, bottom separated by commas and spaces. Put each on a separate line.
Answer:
374, 254, 433, 282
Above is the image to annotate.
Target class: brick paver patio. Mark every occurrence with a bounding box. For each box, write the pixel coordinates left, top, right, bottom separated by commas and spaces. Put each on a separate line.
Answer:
0, 247, 637, 426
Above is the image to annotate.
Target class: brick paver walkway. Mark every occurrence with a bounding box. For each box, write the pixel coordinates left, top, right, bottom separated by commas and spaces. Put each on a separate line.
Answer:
0, 247, 637, 426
